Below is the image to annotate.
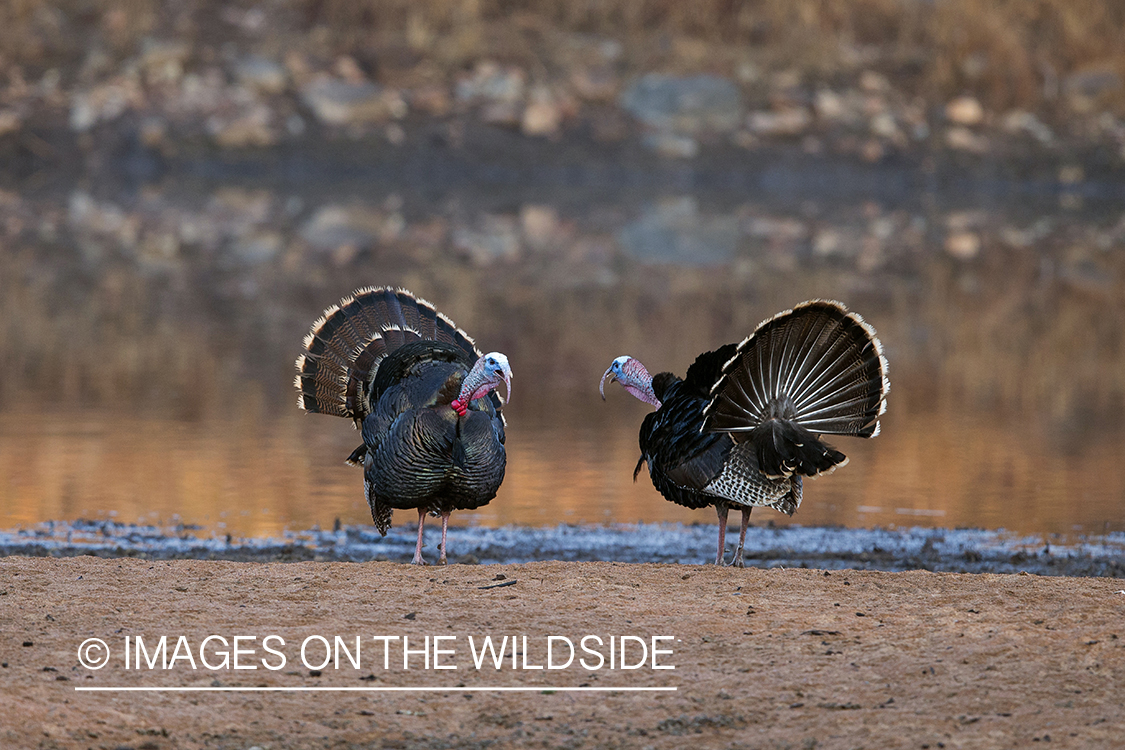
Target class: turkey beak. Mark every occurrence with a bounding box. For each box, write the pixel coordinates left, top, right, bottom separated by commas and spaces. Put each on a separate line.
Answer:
501, 369, 512, 405
599, 366, 618, 401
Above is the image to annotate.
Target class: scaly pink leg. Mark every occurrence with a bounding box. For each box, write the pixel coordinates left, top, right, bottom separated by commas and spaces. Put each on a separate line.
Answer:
714, 504, 729, 565
411, 508, 428, 565
439, 512, 450, 565
732, 507, 752, 568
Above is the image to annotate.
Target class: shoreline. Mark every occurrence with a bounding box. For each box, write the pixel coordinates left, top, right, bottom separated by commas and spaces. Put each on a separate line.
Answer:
4, 519, 1123, 577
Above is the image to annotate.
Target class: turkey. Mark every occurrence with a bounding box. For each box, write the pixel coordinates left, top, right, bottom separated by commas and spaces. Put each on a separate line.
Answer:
296, 287, 512, 565
600, 300, 888, 567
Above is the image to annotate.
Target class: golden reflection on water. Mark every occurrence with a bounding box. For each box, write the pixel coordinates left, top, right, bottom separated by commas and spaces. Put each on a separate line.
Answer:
2, 403, 1120, 539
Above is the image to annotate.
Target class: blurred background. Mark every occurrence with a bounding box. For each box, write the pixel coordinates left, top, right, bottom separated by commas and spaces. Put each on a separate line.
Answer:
0, 0, 1123, 539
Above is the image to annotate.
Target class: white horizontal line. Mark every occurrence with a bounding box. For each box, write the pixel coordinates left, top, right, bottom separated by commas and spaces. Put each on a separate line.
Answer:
74, 686, 677, 693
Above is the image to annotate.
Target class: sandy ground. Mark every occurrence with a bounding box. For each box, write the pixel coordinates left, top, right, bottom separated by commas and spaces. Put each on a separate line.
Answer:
2, 557, 1124, 750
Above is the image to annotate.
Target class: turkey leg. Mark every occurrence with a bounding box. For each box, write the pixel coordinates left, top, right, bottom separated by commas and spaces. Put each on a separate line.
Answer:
714, 504, 729, 565
731, 507, 752, 568
411, 508, 428, 565
439, 512, 451, 565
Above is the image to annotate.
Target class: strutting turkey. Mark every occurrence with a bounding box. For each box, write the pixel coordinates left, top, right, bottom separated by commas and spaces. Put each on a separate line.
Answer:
600, 300, 888, 567
296, 287, 511, 565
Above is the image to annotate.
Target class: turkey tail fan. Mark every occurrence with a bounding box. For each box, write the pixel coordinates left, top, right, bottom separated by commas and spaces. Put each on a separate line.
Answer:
702, 300, 889, 441
295, 287, 482, 424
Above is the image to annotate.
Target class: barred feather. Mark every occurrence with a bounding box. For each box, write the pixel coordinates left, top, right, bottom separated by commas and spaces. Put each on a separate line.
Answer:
702, 300, 889, 440
295, 287, 482, 425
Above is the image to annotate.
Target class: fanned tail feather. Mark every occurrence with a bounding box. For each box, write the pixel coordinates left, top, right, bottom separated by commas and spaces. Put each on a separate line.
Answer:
295, 287, 482, 424
701, 300, 888, 477
751, 420, 848, 479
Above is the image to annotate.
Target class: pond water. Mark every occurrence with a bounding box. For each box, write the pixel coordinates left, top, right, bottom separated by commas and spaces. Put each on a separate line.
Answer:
1, 149, 1122, 540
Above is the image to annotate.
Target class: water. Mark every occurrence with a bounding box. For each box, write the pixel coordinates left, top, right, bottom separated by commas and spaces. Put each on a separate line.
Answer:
1, 149, 1123, 541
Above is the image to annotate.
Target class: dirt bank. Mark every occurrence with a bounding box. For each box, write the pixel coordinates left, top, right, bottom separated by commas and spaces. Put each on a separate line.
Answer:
2, 557, 1123, 749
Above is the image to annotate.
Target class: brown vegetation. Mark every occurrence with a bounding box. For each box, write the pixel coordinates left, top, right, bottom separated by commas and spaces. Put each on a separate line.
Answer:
2, 0, 1125, 117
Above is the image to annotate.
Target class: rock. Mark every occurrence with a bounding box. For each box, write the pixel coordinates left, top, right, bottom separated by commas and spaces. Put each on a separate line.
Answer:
0, 110, 21, 137
861, 139, 886, 162
570, 66, 618, 102
1058, 165, 1084, 185
859, 71, 891, 93
481, 101, 522, 128
286, 114, 306, 136
1001, 110, 1053, 144
999, 221, 1052, 249
945, 211, 985, 233
234, 56, 288, 95
135, 230, 181, 270
747, 107, 811, 137
813, 227, 864, 258
299, 205, 382, 251
385, 123, 405, 145
814, 89, 846, 121
620, 74, 743, 134
731, 130, 757, 149
303, 203, 402, 249
736, 60, 761, 84
221, 5, 266, 32
410, 85, 451, 116
38, 69, 62, 98
456, 61, 526, 105
139, 117, 167, 148
333, 56, 368, 84
78, 48, 114, 81
177, 70, 226, 113
945, 126, 989, 153
191, 189, 273, 251
452, 215, 521, 265
299, 77, 398, 126
812, 229, 842, 257
1060, 257, 1113, 296
618, 197, 738, 266
68, 192, 136, 247
521, 86, 561, 136
771, 69, 802, 91
208, 104, 276, 148
945, 96, 984, 126
561, 34, 623, 65
139, 39, 190, 83
231, 231, 284, 265
69, 80, 140, 132
1065, 67, 1122, 102
870, 112, 900, 140
945, 231, 981, 260
589, 109, 630, 142
642, 132, 698, 158
520, 205, 559, 250
744, 216, 807, 242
